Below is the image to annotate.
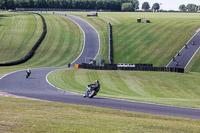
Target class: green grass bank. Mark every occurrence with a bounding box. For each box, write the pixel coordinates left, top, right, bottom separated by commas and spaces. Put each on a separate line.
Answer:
1, 11, 200, 132
0, 12, 83, 77
0, 97, 199, 133
46, 12, 200, 110
63, 12, 200, 72
0, 12, 42, 63
48, 68, 200, 108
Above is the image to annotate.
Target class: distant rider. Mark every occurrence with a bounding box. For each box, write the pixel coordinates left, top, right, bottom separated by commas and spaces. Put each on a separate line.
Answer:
26, 69, 31, 78
83, 80, 100, 98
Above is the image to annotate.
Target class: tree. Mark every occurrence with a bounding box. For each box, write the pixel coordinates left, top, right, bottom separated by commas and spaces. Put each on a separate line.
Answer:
0, 0, 5, 9
142, 2, 150, 11
186, 4, 197, 12
28, 0, 34, 8
7, 0, 15, 9
197, 5, 200, 12
96, 0, 104, 9
179, 4, 186, 12
0, 0, 6, 9
121, 3, 133, 11
152, 3, 159, 12
132, 0, 139, 11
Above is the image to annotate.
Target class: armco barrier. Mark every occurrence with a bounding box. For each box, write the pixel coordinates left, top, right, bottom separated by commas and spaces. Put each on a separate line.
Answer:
0, 13, 47, 66
108, 22, 113, 64
78, 63, 184, 73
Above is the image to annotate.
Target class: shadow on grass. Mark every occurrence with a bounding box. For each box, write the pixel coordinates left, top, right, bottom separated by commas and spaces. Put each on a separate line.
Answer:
0, 15, 7, 18
0, 13, 22, 18
0, 13, 29, 20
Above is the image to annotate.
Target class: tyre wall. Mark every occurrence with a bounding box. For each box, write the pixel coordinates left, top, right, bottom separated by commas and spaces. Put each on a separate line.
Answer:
78, 63, 184, 73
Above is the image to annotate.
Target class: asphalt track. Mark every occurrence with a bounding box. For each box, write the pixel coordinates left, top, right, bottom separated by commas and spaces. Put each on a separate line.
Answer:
0, 14, 200, 120
167, 30, 200, 68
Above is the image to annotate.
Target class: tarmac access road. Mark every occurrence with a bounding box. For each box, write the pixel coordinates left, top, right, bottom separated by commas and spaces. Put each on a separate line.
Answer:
167, 30, 200, 68
0, 14, 200, 120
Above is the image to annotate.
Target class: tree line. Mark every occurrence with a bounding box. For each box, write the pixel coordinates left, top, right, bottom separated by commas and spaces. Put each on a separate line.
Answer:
0, 0, 139, 11
141, 2, 160, 12
1, 0, 199, 12
141, 2, 200, 12
179, 4, 200, 12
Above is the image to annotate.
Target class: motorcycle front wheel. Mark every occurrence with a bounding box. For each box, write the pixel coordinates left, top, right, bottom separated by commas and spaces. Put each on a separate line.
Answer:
89, 90, 96, 98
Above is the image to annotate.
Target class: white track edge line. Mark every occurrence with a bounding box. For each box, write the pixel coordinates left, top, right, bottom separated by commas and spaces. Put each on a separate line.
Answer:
46, 71, 80, 95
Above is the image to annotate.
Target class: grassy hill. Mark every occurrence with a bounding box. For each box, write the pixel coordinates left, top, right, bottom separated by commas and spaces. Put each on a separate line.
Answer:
48, 68, 200, 108
186, 49, 200, 72
111, 12, 200, 67
1, 12, 200, 132
20, 13, 83, 68
47, 12, 200, 109
65, 12, 200, 71
0, 97, 200, 133
0, 12, 83, 77
0, 12, 42, 63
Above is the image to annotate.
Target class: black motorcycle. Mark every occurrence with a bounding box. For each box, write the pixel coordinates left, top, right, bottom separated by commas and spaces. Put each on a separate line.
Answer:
87, 84, 100, 98
26, 70, 31, 78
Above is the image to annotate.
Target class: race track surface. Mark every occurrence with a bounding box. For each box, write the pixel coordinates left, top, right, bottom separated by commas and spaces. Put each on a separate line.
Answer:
167, 30, 200, 68
0, 14, 200, 120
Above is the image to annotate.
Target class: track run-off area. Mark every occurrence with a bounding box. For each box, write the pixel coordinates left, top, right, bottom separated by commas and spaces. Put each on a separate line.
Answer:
0, 13, 200, 120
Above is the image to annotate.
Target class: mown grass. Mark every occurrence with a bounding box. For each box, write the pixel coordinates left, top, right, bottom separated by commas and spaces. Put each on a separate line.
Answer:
48, 68, 200, 108
110, 12, 200, 67
62, 12, 200, 69
20, 13, 84, 68
0, 97, 200, 133
1, 11, 200, 132
0, 12, 83, 77
186, 49, 200, 72
0, 12, 42, 63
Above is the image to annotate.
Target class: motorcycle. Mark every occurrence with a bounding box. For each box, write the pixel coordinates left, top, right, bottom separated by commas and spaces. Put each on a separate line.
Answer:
87, 84, 100, 98
26, 70, 31, 78
26, 72, 31, 78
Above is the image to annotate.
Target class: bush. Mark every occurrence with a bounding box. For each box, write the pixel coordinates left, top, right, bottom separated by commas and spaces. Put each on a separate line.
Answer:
121, 3, 133, 12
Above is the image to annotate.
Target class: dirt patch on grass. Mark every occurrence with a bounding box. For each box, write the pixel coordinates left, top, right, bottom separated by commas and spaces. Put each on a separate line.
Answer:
0, 121, 24, 132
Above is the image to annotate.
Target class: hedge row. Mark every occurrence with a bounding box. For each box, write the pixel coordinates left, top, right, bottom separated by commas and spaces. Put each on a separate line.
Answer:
108, 22, 113, 64
0, 13, 47, 66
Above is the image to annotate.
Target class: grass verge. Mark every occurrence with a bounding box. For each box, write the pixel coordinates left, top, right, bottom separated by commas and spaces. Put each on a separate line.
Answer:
0, 12, 43, 63
61, 12, 200, 69
0, 97, 199, 133
0, 12, 83, 77
48, 68, 200, 108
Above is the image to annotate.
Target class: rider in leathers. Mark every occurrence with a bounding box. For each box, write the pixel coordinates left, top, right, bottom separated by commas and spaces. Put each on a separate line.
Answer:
83, 80, 100, 98
26, 69, 31, 78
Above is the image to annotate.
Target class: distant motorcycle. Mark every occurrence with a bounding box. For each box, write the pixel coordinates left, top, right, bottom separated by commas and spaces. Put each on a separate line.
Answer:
26, 69, 31, 78
87, 84, 100, 98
